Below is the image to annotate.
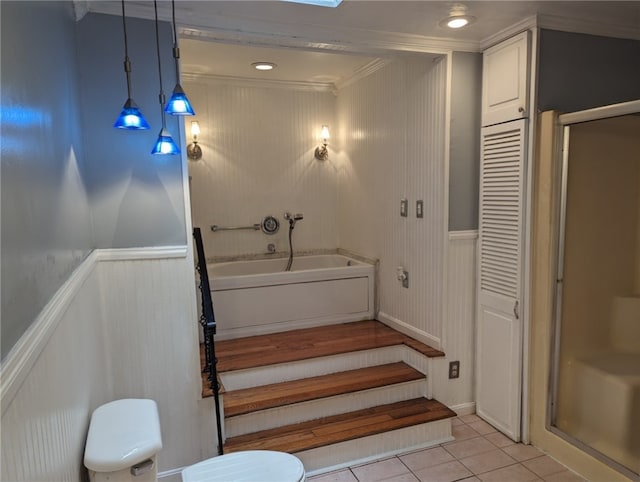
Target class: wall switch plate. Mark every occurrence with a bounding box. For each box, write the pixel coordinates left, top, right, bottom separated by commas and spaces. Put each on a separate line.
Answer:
400, 198, 408, 217
449, 361, 460, 379
401, 270, 409, 288
416, 200, 424, 218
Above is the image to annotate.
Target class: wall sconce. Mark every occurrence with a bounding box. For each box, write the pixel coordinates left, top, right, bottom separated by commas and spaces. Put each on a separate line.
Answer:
187, 121, 202, 160
314, 125, 330, 160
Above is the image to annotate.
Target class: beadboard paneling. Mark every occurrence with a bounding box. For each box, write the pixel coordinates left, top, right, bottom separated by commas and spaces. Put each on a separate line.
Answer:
185, 78, 338, 259
1, 249, 203, 480
431, 231, 477, 410
336, 57, 447, 344
1, 258, 109, 482
97, 255, 202, 472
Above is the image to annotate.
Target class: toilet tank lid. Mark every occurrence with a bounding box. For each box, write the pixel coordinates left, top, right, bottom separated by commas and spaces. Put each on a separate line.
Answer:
84, 399, 162, 472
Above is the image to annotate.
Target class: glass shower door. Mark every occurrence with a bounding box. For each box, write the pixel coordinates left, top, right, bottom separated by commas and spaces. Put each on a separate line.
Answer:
550, 112, 640, 479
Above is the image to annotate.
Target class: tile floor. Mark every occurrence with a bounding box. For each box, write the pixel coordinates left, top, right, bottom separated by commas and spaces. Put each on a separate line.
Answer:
307, 414, 586, 482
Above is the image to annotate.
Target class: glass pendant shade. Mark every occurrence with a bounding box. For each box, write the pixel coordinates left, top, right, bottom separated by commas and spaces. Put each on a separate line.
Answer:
114, 98, 150, 129
165, 84, 195, 116
151, 128, 181, 155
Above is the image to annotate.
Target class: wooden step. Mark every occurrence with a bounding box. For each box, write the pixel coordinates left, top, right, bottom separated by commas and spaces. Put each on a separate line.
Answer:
216, 320, 444, 373
224, 398, 456, 454
224, 362, 424, 418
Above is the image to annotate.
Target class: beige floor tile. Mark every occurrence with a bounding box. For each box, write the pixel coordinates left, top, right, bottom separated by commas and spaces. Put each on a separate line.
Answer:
459, 449, 516, 475
308, 469, 359, 482
413, 460, 473, 482
399, 447, 455, 472
459, 414, 483, 424
542, 470, 586, 482
477, 463, 541, 482
484, 432, 515, 448
468, 420, 497, 435
459, 478, 481, 482
351, 458, 411, 482
522, 456, 567, 478
452, 417, 465, 427
443, 436, 496, 459
379, 474, 420, 482
449, 424, 482, 442
502, 444, 544, 462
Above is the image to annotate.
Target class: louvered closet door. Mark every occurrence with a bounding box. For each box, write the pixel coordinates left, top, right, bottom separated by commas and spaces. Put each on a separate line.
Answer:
476, 118, 526, 441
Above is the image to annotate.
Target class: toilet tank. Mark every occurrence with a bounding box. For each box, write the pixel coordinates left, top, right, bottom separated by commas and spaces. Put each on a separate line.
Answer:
84, 399, 163, 482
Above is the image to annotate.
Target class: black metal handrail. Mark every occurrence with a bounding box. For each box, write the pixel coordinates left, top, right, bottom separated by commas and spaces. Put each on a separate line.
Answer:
193, 227, 224, 455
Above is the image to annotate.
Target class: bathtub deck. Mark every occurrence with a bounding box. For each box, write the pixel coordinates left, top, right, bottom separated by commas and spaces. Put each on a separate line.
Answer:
215, 320, 443, 373
201, 320, 454, 469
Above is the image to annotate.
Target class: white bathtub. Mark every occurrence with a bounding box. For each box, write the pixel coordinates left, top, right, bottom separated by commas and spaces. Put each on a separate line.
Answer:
208, 255, 375, 339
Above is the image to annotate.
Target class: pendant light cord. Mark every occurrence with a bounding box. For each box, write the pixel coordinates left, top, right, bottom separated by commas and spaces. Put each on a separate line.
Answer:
171, 0, 180, 83
121, 0, 133, 98
153, 0, 166, 129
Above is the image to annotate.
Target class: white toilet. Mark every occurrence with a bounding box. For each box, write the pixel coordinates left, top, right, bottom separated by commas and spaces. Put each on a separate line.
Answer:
84, 399, 163, 482
181, 450, 306, 482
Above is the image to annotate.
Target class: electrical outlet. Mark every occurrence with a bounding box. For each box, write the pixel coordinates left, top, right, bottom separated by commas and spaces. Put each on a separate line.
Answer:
449, 361, 460, 379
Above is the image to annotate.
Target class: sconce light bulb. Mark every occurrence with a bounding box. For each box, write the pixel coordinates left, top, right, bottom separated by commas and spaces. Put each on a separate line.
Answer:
321, 125, 330, 141
191, 121, 201, 138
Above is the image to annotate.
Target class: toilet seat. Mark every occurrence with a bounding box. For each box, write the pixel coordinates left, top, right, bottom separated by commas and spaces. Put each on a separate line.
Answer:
181, 450, 305, 482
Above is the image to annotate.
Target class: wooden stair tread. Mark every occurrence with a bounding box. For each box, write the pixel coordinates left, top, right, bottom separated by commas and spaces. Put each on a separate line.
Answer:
224, 398, 456, 454
216, 320, 444, 373
224, 362, 424, 417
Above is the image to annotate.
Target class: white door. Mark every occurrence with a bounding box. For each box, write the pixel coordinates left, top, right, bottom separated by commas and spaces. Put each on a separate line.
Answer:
476, 119, 526, 441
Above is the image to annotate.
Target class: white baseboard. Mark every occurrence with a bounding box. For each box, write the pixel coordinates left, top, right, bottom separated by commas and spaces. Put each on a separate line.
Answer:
377, 312, 441, 350
450, 402, 476, 416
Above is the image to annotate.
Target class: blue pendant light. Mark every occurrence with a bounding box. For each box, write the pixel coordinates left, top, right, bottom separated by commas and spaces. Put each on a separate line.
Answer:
165, 0, 195, 116
151, 0, 180, 155
114, 0, 149, 130
151, 128, 181, 155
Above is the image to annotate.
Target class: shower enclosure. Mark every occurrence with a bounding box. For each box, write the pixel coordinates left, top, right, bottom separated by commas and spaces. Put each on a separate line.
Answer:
548, 100, 640, 479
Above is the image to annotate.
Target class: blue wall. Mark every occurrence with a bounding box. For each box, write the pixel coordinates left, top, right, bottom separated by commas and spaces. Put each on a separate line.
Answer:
538, 29, 640, 112
1, 1, 92, 358
1, 4, 189, 359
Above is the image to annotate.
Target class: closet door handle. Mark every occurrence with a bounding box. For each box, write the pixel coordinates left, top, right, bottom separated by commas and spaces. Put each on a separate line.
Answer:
514, 300, 520, 320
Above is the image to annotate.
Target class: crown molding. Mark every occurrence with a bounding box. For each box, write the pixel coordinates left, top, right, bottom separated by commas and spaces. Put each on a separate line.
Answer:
480, 15, 538, 50
85, 1, 480, 55
182, 72, 337, 94
334, 58, 393, 91
72, 0, 89, 22
537, 13, 640, 41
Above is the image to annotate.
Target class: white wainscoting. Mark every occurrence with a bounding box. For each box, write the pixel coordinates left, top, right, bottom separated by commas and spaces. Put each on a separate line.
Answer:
0, 246, 203, 480
432, 230, 478, 413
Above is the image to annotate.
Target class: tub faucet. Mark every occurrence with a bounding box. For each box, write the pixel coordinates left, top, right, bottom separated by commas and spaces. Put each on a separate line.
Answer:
284, 212, 304, 228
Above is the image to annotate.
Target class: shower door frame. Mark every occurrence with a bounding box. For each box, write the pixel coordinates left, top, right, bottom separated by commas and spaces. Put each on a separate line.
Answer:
547, 99, 640, 481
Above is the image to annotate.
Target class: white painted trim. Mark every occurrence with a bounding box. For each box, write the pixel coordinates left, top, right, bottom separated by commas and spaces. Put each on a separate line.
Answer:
448, 230, 479, 241
378, 312, 441, 350
182, 72, 335, 94
335, 58, 393, 91
0, 251, 98, 413
451, 402, 476, 417
85, 1, 479, 55
96, 246, 188, 262
480, 15, 538, 50
0, 246, 189, 414
559, 99, 640, 126
537, 14, 640, 42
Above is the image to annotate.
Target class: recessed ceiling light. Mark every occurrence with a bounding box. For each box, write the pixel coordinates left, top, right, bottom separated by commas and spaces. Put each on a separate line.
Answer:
439, 14, 476, 29
282, 0, 343, 7
252, 62, 277, 71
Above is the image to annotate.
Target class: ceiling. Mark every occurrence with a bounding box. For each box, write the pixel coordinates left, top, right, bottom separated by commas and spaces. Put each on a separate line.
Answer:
84, 1, 640, 86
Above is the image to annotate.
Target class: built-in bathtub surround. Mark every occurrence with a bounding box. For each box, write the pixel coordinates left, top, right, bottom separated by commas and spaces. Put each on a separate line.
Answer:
209, 254, 374, 339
